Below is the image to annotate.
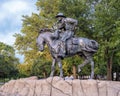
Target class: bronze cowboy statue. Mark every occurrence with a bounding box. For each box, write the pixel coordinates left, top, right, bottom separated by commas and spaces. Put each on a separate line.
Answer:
53, 13, 78, 57
36, 13, 99, 79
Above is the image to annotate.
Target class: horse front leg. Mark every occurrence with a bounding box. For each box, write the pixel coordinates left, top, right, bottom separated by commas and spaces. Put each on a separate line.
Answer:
50, 58, 56, 77
57, 58, 63, 78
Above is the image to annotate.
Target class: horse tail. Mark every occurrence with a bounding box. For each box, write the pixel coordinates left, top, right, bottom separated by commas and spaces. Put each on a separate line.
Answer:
88, 40, 99, 52
78, 38, 99, 53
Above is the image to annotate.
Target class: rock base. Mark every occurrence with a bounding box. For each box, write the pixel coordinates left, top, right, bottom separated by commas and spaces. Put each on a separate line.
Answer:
0, 76, 120, 96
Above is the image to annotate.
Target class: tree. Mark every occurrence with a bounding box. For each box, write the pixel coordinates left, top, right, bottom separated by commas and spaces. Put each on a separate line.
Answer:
93, 0, 120, 80
0, 42, 19, 78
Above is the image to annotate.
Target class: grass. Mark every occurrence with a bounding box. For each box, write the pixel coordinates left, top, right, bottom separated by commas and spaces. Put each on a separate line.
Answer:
0, 78, 11, 83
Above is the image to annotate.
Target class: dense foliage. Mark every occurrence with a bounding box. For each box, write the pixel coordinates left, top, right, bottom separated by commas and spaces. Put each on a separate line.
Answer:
0, 42, 19, 78
93, 0, 120, 80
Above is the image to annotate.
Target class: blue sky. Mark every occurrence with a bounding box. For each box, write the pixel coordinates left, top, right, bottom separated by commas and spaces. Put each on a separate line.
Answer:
0, 0, 38, 63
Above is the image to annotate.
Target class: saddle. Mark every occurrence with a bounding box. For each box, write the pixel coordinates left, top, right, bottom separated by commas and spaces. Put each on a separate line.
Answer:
52, 37, 79, 56
71, 38, 79, 45
64, 37, 79, 55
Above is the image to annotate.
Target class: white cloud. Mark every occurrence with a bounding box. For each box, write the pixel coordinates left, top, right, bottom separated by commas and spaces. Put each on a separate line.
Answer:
0, 0, 38, 45
1, 1, 28, 14
0, 0, 38, 63
0, 0, 37, 24
0, 31, 17, 45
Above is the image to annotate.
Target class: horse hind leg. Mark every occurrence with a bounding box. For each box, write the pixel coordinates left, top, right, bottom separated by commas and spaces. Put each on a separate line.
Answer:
78, 58, 90, 72
90, 60, 94, 79
78, 52, 94, 79
78, 57, 95, 79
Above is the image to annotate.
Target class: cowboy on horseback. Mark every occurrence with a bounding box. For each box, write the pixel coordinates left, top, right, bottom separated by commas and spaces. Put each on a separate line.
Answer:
37, 13, 98, 78
53, 13, 78, 57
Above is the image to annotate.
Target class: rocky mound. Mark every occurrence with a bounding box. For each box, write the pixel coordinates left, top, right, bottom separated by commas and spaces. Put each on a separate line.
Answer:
0, 76, 120, 96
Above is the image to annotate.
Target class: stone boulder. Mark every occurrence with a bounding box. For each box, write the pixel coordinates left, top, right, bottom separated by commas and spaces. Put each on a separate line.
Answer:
0, 76, 120, 96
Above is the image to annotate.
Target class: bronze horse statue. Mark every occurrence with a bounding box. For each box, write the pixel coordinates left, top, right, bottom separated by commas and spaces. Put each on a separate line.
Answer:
36, 28, 98, 79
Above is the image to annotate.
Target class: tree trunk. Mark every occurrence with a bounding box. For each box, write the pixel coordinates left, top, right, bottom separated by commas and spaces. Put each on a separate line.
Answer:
43, 72, 46, 78
107, 59, 112, 80
72, 65, 77, 79
116, 71, 120, 81
107, 53, 113, 80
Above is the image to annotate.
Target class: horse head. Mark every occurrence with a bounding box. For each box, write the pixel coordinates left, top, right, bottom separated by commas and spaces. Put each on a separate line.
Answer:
37, 28, 53, 52
36, 33, 45, 52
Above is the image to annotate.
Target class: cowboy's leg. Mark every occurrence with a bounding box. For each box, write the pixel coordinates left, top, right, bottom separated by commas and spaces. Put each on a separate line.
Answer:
60, 31, 73, 54
61, 31, 73, 41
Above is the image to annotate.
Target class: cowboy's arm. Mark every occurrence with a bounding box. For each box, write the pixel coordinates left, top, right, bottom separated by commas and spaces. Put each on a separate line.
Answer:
65, 18, 78, 26
65, 18, 78, 31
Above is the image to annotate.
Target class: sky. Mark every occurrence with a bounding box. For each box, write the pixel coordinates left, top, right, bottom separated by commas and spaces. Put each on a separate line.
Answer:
0, 0, 38, 63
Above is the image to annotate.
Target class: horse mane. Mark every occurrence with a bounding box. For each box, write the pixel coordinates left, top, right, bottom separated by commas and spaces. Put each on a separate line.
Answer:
39, 28, 53, 33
